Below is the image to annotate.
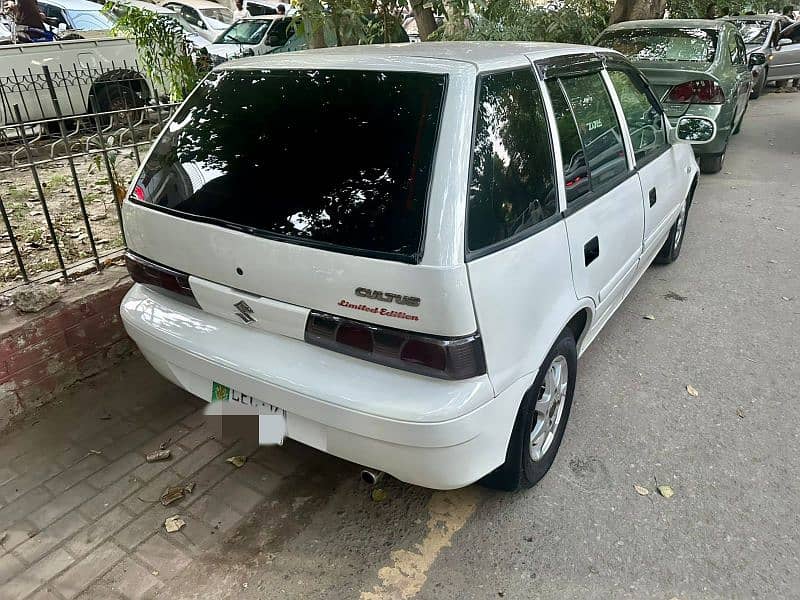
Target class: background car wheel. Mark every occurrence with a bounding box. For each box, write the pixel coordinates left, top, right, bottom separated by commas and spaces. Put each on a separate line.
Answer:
750, 69, 767, 99
481, 330, 577, 492
699, 152, 725, 174
733, 105, 747, 135
655, 201, 689, 264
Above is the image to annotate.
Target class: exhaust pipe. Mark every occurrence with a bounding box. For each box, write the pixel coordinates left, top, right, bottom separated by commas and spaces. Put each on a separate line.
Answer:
360, 469, 384, 485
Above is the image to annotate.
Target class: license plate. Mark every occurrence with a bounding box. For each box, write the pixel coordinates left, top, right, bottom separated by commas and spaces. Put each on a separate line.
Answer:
211, 382, 286, 445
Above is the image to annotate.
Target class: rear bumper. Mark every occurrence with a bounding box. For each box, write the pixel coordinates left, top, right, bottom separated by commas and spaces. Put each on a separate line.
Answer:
121, 284, 522, 489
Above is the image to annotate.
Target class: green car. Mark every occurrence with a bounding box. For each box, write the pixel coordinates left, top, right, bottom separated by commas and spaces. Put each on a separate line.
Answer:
596, 19, 752, 174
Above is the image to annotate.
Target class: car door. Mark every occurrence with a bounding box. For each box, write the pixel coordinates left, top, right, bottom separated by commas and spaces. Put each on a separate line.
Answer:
772, 23, 800, 80
726, 30, 751, 123
605, 64, 682, 263
541, 62, 644, 323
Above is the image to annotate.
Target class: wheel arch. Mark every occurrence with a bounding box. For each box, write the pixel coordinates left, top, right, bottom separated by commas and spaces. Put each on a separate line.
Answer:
87, 68, 151, 113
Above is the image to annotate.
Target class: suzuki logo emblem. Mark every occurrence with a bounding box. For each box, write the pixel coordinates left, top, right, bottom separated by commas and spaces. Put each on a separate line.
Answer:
233, 300, 256, 324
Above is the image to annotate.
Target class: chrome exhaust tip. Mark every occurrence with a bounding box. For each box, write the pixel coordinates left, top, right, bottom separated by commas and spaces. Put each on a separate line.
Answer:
360, 469, 384, 485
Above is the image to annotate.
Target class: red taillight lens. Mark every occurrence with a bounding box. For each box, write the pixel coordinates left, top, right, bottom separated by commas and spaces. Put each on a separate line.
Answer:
305, 311, 486, 380
133, 185, 145, 202
125, 252, 197, 304
667, 80, 725, 104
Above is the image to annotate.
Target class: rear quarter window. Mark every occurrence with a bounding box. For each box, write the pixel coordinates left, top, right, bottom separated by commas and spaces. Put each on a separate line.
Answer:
133, 69, 447, 263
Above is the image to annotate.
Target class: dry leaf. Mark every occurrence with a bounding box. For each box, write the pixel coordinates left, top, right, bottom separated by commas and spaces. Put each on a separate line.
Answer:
371, 488, 387, 502
633, 484, 649, 496
145, 449, 171, 463
159, 482, 195, 506
686, 384, 699, 397
781, 296, 792, 301
151, 571, 159, 576
226, 455, 246, 468
88, 449, 102, 455
164, 515, 186, 533
657, 485, 674, 499
736, 407, 745, 419
643, 314, 656, 321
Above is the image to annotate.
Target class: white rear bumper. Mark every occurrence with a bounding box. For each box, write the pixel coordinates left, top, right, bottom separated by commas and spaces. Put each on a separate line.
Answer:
120, 284, 524, 489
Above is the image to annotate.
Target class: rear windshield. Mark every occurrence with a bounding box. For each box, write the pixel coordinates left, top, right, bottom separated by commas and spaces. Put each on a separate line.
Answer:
134, 69, 446, 262
732, 20, 771, 44
597, 28, 718, 62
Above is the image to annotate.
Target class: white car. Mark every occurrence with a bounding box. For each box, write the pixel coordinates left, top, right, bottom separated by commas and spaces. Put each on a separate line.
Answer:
161, 0, 232, 42
38, 0, 116, 34
207, 16, 292, 62
120, 42, 712, 491
110, 0, 210, 48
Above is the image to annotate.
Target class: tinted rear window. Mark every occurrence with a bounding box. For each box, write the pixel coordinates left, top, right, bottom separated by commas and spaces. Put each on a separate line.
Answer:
597, 28, 718, 62
134, 69, 446, 262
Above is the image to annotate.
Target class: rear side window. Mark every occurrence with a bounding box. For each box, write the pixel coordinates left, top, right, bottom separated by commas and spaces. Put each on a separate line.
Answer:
557, 73, 628, 195
467, 69, 557, 253
133, 69, 446, 263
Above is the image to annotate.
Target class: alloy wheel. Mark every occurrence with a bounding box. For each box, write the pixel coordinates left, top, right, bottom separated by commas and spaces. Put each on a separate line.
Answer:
529, 355, 569, 462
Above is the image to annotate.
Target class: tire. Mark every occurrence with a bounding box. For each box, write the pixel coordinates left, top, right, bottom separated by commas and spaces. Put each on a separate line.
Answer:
655, 200, 689, 265
481, 330, 577, 492
750, 68, 767, 99
699, 152, 725, 174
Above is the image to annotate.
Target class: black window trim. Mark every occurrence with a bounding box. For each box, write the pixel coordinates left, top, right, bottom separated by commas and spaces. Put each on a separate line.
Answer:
464, 65, 561, 263
129, 69, 449, 266
602, 59, 670, 170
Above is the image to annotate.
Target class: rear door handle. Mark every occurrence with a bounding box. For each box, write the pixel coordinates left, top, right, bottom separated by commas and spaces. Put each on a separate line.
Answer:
649, 188, 657, 207
584, 236, 599, 266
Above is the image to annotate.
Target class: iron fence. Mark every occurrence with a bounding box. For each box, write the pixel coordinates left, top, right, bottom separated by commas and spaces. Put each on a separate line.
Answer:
0, 62, 180, 292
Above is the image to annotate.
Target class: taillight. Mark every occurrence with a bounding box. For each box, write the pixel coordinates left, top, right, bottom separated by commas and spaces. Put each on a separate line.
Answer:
666, 80, 725, 104
133, 184, 145, 202
305, 311, 486, 380
125, 252, 197, 303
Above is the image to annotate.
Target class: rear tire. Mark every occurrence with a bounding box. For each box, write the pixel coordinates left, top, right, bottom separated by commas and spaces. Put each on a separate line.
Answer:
481, 331, 577, 492
699, 152, 725, 174
655, 200, 689, 264
750, 69, 767, 99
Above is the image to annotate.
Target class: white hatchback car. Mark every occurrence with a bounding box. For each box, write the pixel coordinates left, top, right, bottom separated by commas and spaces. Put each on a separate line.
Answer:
120, 43, 713, 491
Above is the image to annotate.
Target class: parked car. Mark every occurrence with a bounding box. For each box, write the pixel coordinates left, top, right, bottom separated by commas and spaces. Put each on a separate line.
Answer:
109, 0, 210, 48
722, 14, 795, 97
773, 20, 800, 85
244, 0, 295, 16
160, 0, 232, 42
0, 37, 147, 125
38, 0, 116, 36
206, 16, 292, 62
596, 19, 751, 174
120, 42, 712, 491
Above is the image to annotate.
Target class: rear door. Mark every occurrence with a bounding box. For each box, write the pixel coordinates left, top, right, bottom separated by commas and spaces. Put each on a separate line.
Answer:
605, 63, 682, 260
772, 23, 800, 80
542, 62, 644, 321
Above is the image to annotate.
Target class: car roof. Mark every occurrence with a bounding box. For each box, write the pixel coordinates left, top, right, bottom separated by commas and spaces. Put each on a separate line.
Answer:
722, 14, 786, 21
43, 0, 105, 9
162, 0, 227, 8
226, 41, 605, 73
121, 0, 175, 13
604, 18, 725, 31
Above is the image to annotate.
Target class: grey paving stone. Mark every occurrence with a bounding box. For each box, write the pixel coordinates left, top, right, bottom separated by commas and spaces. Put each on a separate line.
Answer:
187, 494, 244, 534
177, 463, 229, 509
0, 466, 17, 487
0, 455, 63, 503
174, 420, 219, 451
180, 408, 207, 430
80, 474, 143, 521
227, 460, 283, 497
0, 486, 54, 529
114, 506, 165, 551
133, 534, 191, 579
51, 541, 126, 599
0, 521, 37, 557
28, 482, 96, 529
43, 455, 107, 495
209, 476, 264, 515
65, 505, 134, 558
87, 453, 143, 489
172, 440, 227, 479
0, 551, 26, 584
99, 428, 158, 462
2, 548, 74, 600
93, 557, 162, 600
14, 512, 88, 564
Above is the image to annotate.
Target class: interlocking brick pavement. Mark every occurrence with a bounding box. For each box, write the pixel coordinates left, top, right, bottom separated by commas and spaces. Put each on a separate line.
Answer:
0, 358, 293, 599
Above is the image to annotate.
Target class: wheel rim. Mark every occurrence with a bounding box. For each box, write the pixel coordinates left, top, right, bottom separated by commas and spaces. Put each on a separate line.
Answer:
674, 204, 686, 251
529, 355, 569, 462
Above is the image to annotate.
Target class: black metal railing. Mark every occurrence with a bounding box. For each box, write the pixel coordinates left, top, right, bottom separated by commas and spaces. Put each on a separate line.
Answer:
0, 63, 179, 292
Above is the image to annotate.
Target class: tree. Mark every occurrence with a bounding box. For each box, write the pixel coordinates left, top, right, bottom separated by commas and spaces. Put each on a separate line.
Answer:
410, 0, 438, 40
610, 0, 667, 24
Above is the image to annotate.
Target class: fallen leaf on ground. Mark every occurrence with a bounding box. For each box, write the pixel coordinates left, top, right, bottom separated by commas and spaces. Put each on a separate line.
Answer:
164, 515, 186, 533
686, 384, 699, 397
226, 455, 246, 468
781, 296, 793, 301
633, 484, 649, 496
643, 314, 656, 321
657, 485, 674, 499
151, 571, 159, 576
145, 449, 171, 463
88, 449, 102, 455
0, 531, 7, 544
371, 488, 388, 502
736, 407, 745, 419
160, 482, 195, 506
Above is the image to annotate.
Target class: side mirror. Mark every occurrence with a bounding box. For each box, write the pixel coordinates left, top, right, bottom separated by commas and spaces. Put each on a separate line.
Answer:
673, 116, 717, 144
778, 37, 793, 47
748, 53, 766, 66
268, 34, 282, 46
